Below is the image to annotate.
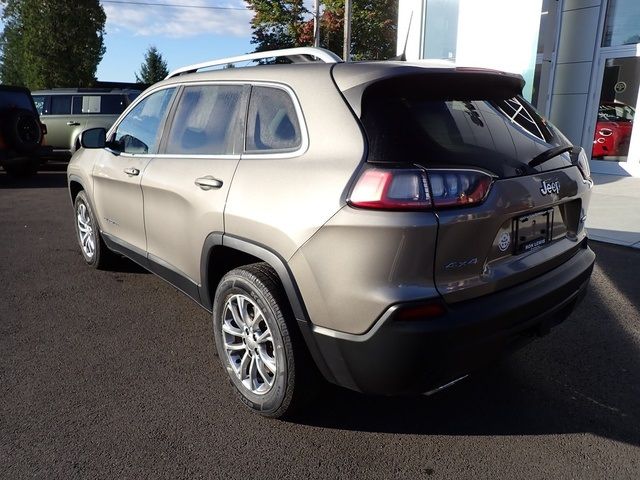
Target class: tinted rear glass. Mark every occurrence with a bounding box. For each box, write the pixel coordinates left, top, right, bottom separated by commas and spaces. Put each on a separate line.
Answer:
360, 90, 567, 178
0, 90, 34, 111
100, 95, 129, 114
50, 95, 72, 114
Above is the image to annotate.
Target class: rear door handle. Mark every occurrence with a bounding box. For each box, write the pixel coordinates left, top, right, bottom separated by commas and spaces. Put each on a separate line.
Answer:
67, 121, 81, 126
195, 176, 223, 190
124, 167, 140, 176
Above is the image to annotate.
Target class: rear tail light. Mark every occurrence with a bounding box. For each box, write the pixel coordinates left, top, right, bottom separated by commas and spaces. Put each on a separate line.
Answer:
348, 166, 494, 211
428, 169, 493, 207
576, 148, 591, 180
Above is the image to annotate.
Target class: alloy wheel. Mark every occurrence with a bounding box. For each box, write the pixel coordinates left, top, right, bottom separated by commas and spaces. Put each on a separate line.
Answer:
222, 294, 277, 395
76, 202, 96, 259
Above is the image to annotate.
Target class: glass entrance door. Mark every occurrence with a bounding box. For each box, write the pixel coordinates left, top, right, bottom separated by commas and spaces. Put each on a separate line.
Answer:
587, 0, 640, 176
591, 56, 639, 163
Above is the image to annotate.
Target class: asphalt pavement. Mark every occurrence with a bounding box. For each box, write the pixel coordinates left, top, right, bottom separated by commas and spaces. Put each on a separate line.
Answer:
1, 163, 639, 479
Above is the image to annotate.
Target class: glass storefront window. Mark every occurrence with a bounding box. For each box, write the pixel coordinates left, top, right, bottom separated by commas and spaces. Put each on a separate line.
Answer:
602, 0, 640, 48
531, 63, 542, 108
423, 0, 460, 60
537, 0, 550, 54
592, 57, 639, 162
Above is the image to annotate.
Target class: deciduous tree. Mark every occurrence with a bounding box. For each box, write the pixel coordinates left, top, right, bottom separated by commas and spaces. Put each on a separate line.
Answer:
245, 0, 307, 52
299, 0, 397, 60
246, 0, 396, 60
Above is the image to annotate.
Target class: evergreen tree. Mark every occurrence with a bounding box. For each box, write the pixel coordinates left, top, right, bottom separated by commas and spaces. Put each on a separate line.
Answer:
0, 0, 106, 89
135, 46, 169, 84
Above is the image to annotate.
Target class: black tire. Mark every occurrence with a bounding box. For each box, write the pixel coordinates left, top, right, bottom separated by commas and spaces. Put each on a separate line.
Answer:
73, 191, 114, 269
213, 262, 313, 418
1, 108, 42, 154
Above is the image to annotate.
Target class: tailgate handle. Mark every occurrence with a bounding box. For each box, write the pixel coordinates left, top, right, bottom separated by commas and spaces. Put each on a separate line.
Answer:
195, 176, 223, 190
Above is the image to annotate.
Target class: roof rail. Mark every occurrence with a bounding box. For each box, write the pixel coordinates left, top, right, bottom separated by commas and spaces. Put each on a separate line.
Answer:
166, 47, 343, 79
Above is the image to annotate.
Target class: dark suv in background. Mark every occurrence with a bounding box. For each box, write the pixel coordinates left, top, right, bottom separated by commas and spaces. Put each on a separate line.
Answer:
0, 85, 49, 176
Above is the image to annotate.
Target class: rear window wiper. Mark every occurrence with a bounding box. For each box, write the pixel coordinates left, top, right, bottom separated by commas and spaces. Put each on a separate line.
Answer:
529, 145, 574, 168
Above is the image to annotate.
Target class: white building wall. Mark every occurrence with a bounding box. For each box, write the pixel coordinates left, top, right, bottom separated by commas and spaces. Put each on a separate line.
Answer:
549, 0, 603, 145
397, 0, 425, 60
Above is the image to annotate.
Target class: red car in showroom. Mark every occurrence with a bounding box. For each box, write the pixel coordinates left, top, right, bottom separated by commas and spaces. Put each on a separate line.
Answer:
592, 102, 634, 159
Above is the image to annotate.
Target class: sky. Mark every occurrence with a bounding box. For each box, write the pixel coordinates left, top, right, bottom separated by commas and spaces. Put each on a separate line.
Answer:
98, 0, 255, 82
0, 0, 267, 83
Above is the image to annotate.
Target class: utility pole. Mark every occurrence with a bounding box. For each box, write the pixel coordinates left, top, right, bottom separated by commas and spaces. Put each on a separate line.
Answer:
313, 0, 320, 48
343, 0, 352, 61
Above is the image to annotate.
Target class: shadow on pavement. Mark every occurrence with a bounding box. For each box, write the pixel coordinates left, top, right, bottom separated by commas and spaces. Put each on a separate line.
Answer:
107, 255, 150, 274
291, 241, 640, 446
0, 161, 68, 189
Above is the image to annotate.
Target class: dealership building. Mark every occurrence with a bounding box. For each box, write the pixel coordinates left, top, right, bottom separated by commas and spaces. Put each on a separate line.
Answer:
397, 0, 640, 177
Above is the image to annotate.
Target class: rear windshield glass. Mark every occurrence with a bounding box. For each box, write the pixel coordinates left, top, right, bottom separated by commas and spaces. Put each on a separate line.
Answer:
0, 91, 33, 111
360, 91, 561, 178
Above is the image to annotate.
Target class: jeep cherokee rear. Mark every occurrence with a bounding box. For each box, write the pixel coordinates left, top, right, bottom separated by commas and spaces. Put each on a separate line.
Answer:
67, 48, 595, 417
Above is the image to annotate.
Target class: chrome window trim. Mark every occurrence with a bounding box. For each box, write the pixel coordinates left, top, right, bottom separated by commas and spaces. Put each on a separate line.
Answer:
107, 81, 309, 160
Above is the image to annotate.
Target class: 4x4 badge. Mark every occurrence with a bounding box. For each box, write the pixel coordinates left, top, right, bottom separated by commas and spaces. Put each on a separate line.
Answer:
540, 180, 560, 196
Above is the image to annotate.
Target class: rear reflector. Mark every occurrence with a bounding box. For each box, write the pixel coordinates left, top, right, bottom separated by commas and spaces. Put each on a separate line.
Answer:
348, 166, 494, 211
395, 301, 446, 321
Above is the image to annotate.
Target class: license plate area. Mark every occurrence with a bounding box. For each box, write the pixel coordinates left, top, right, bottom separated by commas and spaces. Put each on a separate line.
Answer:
513, 209, 553, 254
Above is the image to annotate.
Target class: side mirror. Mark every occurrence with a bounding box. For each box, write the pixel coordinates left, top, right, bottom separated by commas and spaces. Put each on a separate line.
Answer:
80, 127, 106, 149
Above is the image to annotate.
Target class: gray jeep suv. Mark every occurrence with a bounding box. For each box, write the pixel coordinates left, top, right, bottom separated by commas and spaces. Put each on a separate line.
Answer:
67, 47, 595, 417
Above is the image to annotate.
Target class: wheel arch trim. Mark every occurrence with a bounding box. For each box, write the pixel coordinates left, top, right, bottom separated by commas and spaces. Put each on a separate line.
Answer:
200, 233, 339, 384
199, 233, 307, 322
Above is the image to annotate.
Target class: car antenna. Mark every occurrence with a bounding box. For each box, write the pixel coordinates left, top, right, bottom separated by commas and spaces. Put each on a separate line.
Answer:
390, 11, 413, 61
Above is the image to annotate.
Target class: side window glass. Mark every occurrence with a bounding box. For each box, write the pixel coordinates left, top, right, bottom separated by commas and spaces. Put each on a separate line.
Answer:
82, 95, 101, 113
50, 95, 72, 115
32, 95, 45, 115
165, 85, 243, 155
72, 96, 82, 114
100, 95, 128, 114
246, 86, 301, 152
113, 88, 175, 154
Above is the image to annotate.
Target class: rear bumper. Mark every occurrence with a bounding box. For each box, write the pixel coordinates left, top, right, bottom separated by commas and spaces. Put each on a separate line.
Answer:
310, 243, 595, 395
